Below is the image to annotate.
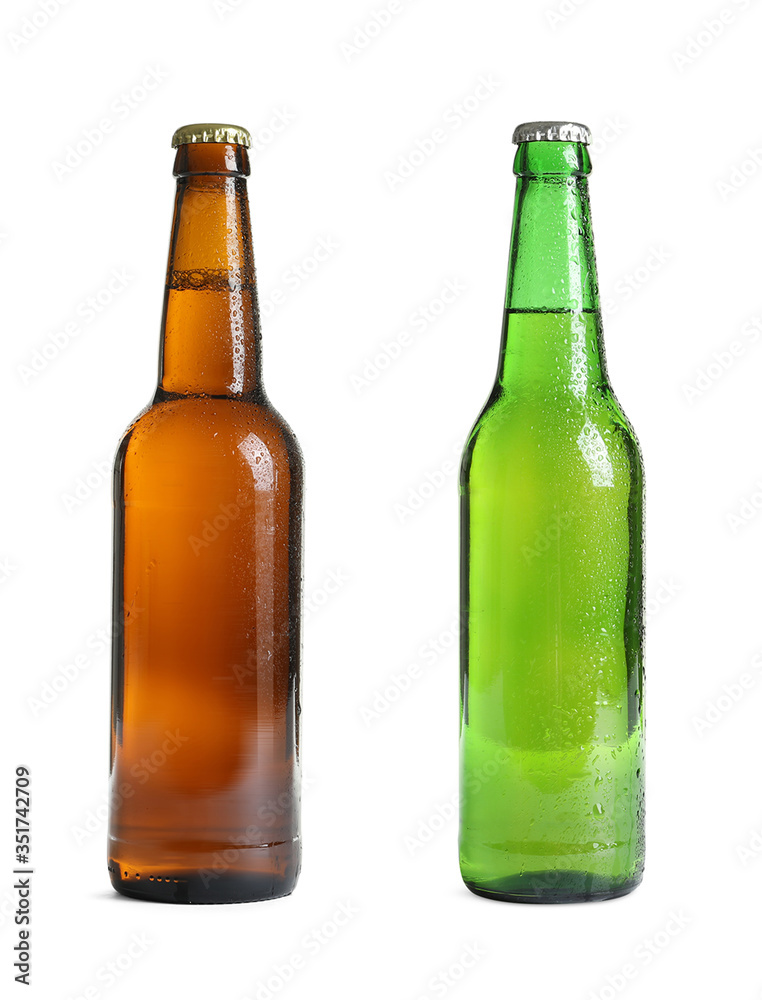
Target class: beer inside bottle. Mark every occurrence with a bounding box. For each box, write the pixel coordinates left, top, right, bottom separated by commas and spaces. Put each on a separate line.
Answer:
459, 122, 644, 903
108, 124, 303, 903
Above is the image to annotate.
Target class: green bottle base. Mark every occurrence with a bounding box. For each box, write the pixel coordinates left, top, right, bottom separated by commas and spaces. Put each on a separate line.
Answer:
463, 870, 642, 905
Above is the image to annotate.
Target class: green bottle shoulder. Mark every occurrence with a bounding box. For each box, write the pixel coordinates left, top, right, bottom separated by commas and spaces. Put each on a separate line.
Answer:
461, 384, 643, 482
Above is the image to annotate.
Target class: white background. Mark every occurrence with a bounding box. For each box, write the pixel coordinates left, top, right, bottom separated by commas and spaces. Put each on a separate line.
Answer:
2, 0, 761, 996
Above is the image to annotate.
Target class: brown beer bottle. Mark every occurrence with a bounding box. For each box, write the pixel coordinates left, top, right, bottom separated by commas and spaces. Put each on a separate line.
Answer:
108, 124, 303, 903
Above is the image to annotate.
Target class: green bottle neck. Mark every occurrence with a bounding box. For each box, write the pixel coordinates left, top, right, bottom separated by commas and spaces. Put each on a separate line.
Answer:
498, 141, 607, 391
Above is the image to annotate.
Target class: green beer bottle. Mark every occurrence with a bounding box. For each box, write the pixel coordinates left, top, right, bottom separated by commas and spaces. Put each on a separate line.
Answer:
459, 122, 644, 903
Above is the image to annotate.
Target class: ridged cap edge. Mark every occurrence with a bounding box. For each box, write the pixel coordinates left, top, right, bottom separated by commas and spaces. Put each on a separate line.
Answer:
171, 123, 251, 148
512, 121, 591, 145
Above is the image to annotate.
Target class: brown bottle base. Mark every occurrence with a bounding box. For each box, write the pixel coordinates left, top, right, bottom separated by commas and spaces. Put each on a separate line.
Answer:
463, 870, 642, 905
108, 844, 300, 904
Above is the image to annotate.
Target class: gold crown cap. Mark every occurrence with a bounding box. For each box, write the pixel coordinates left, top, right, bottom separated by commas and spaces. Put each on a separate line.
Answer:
171, 123, 251, 148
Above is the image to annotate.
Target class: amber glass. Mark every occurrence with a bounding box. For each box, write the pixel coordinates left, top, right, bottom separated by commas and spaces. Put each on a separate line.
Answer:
108, 138, 303, 903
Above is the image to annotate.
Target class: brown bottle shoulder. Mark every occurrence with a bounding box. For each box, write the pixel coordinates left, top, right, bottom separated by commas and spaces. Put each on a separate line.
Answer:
116, 397, 302, 499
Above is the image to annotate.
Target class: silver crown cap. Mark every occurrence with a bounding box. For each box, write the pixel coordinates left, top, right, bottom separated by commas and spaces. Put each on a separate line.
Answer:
512, 121, 591, 145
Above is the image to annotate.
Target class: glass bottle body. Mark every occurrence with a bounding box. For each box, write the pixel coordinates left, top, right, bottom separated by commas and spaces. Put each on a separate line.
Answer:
459, 137, 644, 903
108, 137, 302, 903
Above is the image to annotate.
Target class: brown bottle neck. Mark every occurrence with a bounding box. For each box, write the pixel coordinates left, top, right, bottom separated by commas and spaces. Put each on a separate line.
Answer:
157, 142, 263, 399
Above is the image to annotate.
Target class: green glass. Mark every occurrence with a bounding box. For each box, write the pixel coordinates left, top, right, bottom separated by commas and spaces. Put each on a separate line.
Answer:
459, 129, 645, 903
